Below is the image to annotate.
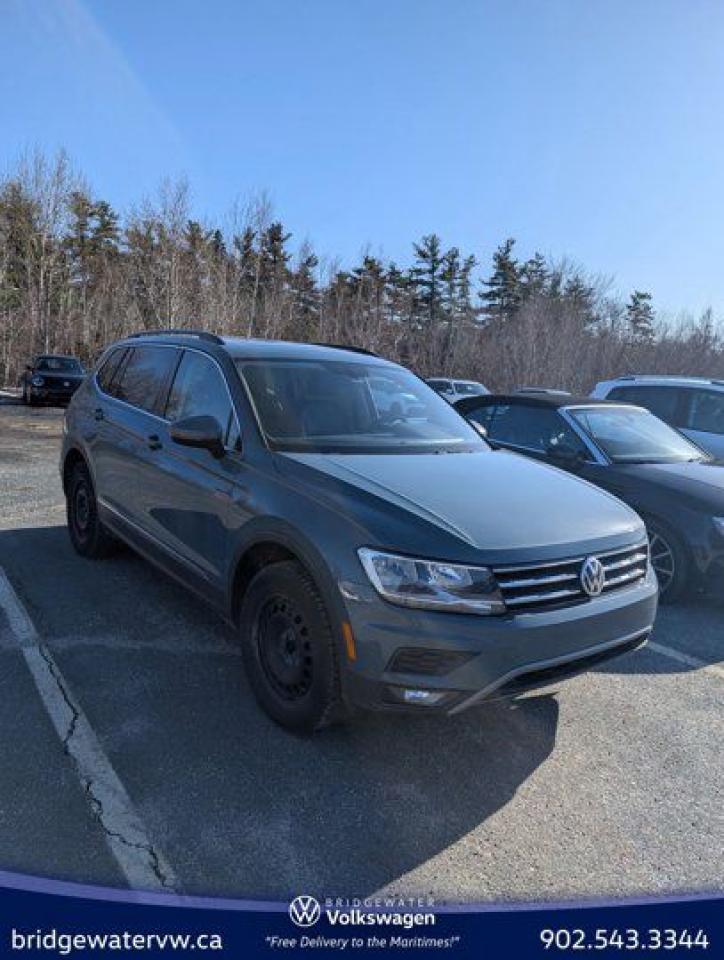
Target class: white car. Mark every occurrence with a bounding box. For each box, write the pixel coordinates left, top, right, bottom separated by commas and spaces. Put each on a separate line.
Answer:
591, 376, 724, 459
426, 378, 489, 403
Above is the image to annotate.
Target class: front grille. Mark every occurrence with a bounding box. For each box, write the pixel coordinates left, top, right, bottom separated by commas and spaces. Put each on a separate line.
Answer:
493, 541, 649, 613
387, 647, 473, 676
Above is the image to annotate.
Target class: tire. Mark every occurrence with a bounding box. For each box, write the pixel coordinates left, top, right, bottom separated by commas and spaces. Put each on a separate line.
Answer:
66, 461, 116, 559
238, 561, 345, 733
646, 520, 689, 603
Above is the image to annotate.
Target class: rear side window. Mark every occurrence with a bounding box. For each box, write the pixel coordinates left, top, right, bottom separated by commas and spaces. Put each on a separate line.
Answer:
96, 348, 127, 394
165, 350, 240, 449
465, 403, 497, 431
113, 347, 177, 414
488, 404, 588, 454
685, 389, 724, 435
607, 385, 683, 424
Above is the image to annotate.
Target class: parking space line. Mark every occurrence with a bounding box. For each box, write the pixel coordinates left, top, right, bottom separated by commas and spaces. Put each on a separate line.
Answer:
648, 640, 724, 680
0, 568, 178, 892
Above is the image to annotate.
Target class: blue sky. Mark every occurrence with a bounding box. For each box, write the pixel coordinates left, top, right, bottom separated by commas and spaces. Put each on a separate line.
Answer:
2, 0, 723, 316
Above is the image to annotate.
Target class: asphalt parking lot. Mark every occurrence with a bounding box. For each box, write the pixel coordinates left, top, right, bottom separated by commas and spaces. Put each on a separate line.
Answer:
0, 399, 722, 903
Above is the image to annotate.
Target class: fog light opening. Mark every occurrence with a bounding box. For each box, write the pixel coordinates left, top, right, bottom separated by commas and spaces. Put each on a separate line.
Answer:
386, 686, 450, 707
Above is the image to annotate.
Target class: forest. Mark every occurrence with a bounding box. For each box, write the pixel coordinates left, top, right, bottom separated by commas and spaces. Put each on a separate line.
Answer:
1, 150, 722, 391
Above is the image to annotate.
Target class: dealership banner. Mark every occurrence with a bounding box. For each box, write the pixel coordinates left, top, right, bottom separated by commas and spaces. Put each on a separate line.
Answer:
0, 872, 720, 958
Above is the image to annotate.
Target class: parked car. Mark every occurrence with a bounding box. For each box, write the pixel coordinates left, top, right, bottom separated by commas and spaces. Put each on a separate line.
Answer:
426, 378, 489, 403
592, 376, 724, 459
367, 375, 424, 419
456, 392, 724, 601
61, 331, 656, 732
21, 355, 85, 406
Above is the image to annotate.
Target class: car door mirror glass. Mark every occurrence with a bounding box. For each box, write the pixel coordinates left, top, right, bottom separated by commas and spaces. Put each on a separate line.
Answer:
170, 415, 225, 458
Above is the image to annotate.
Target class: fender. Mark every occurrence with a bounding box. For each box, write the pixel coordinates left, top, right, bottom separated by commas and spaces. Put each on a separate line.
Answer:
226, 516, 354, 676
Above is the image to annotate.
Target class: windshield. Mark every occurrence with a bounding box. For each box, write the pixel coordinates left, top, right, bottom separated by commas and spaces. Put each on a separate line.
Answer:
238, 359, 487, 454
36, 357, 83, 373
569, 406, 708, 464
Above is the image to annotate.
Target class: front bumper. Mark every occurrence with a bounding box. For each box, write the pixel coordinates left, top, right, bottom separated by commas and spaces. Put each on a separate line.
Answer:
30, 383, 80, 403
340, 566, 658, 714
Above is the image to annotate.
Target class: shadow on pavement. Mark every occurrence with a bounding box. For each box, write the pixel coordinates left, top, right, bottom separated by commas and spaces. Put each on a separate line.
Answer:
0, 524, 559, 897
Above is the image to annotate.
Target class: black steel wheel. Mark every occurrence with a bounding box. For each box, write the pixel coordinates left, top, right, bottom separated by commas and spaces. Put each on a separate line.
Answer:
239, 561, 345, 733
66, 462, 116, 559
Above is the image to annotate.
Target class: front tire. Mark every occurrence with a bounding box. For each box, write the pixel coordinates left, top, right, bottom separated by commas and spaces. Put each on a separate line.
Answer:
238, 561, 345, 733
647, 520, 689, 603
66, 462, 116, 559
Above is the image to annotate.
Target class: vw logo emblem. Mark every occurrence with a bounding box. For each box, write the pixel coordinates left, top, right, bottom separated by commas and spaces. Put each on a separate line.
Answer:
289, 895, 322, 928
580, 556, 605, 597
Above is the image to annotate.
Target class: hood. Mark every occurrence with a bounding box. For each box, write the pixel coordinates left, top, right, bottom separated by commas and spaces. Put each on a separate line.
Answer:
616, 459, 724, 509
34, 370, 84, 382
281, 449, 643, 556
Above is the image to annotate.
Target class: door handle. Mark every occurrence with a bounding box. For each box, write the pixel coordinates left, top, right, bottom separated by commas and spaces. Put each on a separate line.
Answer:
147, 434, 162, 451
94, 408, 104, 422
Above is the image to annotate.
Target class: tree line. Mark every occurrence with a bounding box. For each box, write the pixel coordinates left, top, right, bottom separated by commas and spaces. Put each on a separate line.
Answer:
1, 150, 722, 391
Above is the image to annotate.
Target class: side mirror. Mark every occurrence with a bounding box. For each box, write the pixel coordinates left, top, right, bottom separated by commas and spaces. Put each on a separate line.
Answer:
170, 415, 225, 458
471, 421, 488, 439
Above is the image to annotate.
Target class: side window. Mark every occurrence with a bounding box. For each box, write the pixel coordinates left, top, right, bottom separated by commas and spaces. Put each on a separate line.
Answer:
608, 386, 682, 425
96, 348, 127, 394
488, 405, 588, 454
685, 389, 724, 435
113, 347, 177, 414
465, 403, 497, 431
165, 351, 239, 449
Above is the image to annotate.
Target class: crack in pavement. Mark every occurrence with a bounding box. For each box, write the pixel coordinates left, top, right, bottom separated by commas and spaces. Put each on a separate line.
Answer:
0, 567, 178, 893
35, 642, 175, 891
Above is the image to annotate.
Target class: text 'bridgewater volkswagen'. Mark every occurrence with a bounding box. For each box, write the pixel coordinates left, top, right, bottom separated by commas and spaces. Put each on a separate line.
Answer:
61, 332, 658, 732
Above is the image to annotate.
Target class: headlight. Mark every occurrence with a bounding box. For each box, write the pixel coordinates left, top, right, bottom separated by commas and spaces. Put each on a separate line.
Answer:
31, 375, 44, 387
713, 517, 724, 538
358, 548, 505, 615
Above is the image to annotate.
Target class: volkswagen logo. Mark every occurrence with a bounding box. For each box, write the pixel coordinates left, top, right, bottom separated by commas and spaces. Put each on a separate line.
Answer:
289, 895, 322, 928
580, 556, 605, 597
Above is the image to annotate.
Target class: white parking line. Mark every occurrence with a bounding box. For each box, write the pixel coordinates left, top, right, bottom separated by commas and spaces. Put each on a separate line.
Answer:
648, 640, 724, 681
0, 568, 178, 892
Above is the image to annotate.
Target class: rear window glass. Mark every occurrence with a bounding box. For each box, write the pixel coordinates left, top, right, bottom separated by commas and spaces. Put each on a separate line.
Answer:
686, 389, 724, 435
607, 386, 682, 424
96, 349, 127, 394
112, 347, 178, 414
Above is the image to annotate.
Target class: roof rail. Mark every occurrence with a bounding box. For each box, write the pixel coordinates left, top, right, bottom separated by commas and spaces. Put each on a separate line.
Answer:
127, 329, 225, 345
312, 342, 378, 357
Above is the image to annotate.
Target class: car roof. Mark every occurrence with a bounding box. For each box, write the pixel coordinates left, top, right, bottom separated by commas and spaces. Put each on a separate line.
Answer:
600, 375, 724, 389
456, 392, 625, 411
115, 333, 393, 366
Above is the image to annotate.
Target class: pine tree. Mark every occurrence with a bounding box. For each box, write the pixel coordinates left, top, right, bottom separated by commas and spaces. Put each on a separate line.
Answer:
480, 237, 520, 322
626, 290, 655, 342
519, 252, 548, 301
411, 233, 446, 326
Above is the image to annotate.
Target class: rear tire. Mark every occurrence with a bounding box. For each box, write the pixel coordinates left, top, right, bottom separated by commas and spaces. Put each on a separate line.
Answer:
238, 561, 345, 733
647, 520, 689, 603
66, 462, 116, 559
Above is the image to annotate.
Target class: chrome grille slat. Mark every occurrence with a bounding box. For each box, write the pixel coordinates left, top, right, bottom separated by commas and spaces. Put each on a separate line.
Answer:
601, 551, 648, 572
602, 566, 647, 588
504, 586, 583, 607
493, 541, 649, 612
495, 571, 579, 589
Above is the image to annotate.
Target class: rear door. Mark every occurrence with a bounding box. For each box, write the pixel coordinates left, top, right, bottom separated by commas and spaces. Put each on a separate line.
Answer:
92, 345, 179, 532
679, 387, 724, 458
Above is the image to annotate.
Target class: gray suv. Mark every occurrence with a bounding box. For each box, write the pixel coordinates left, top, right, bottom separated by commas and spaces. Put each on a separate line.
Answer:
61, 332, 658, 732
